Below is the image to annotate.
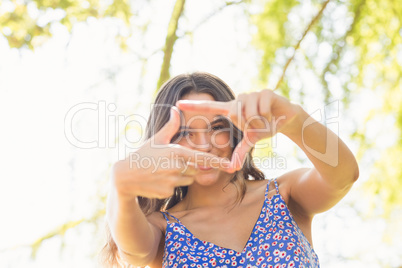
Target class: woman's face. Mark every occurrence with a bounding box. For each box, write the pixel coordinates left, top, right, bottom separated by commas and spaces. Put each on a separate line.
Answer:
174, 92, 233, 185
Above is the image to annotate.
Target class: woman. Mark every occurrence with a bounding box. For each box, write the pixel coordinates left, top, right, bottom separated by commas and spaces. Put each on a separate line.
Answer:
101, 72, 359, 268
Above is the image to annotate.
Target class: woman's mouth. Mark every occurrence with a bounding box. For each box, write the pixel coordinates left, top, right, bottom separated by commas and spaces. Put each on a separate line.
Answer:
198, 165, 213, 171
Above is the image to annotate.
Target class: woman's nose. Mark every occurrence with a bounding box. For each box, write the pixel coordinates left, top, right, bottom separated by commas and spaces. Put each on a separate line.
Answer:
191, 132, 212, 152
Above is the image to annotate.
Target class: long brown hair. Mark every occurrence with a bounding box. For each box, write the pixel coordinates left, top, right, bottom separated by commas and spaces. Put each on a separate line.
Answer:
100, 72, 265, 267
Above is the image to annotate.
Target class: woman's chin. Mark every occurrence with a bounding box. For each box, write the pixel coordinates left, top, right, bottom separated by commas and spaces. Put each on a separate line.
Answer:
194, 170, 220, 186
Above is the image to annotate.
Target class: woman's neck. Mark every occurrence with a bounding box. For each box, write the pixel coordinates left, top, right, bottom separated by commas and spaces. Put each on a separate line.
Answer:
181, 173, 239, 210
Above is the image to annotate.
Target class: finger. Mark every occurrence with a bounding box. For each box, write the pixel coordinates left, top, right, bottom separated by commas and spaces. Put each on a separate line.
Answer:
230, 137, 254, 171
168, 145, 231, 171
259, 89, 273, 122
160, 159, 199, 176
176, 175, 195, 187
179, 162, 199, 176
176, 100, 232, 115
153, 107, 181, 144
165, 174, 194, 188
140, 179, 175, 199
228, 96, 246, 131
245, 92, 267, 130
244, 92, 259, 120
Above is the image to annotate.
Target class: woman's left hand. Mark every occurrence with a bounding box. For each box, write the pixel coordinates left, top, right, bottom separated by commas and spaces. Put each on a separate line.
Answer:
176, 89, 300, 172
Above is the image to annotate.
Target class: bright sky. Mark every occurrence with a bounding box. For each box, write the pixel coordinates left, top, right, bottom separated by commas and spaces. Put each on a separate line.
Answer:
0, 0, 401, 267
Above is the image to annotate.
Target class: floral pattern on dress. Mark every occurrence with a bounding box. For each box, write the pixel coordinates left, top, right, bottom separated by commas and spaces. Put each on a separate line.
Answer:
161, 178, 320, 268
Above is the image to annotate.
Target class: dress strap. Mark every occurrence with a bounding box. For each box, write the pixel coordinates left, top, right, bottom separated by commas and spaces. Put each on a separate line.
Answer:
162, 211, 182, 224
273, 178, 279, 194
161, 211, 169, 221
265, 180, 270, 199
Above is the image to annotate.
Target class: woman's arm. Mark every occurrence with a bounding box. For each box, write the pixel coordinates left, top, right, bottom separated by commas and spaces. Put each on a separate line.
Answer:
279, 104, 359, 216
106, 170, 162, 266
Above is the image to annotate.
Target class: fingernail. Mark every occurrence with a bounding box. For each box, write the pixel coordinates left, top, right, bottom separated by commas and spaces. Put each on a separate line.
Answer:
225, 165, 236, 174
230, 162, 240, 172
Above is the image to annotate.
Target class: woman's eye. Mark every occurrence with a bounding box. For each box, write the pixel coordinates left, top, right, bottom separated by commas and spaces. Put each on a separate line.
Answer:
181, 130, 192, 136
212, 125, 225, 131
171, 131, 190, 143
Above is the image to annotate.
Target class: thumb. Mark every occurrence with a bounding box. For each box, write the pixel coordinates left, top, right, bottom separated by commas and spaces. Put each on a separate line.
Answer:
229, 136, 253, 172
153, 106, 181, 144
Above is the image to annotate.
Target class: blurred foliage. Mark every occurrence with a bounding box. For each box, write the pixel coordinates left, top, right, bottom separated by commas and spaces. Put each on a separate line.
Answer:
252, 0, 402, 215
251, 0, 298, 97
0, 0, 132, 49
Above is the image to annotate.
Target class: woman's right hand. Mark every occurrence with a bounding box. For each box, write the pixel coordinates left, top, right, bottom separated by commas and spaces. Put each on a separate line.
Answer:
112, 107, 232, 200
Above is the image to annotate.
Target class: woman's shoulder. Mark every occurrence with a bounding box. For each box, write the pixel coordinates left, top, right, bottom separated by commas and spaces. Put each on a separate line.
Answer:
146, 202, 190, 231
247, 173, 300, 204
276, 168, 311, 201
243, 179, 269, 206
245, 178, 269, 193
146, 210, 168, 231
275, 168, 319, 222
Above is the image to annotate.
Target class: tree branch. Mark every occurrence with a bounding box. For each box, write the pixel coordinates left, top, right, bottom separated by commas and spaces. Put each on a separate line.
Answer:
179, 0, 247, 38
30, 208, 105, 257
0, 208, 105, 258
274, 0, 331, 91
320, 0, 366, 102
156, 0, 186, 91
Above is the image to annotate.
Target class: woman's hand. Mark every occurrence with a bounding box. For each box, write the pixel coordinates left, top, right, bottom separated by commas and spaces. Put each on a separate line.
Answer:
176, 89, 300, 171
112, 107, 232, 200
178, 89, 359, 216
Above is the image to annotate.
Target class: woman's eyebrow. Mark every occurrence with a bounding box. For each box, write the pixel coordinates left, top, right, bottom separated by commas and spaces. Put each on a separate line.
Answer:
211, 116, 227, 125
177, 117, 227, 131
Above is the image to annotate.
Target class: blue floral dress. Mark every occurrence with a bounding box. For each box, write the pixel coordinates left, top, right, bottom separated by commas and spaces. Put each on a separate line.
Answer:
161, 178, 320, 268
